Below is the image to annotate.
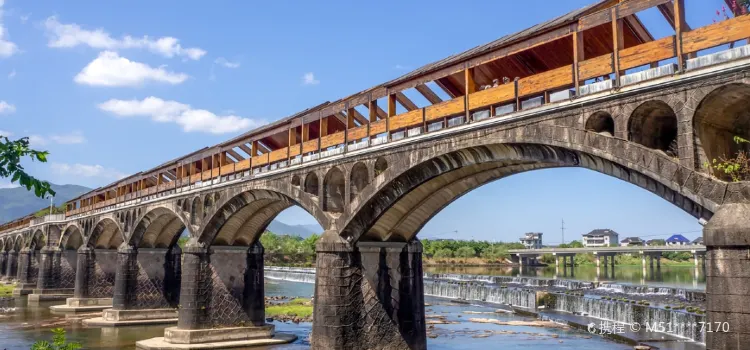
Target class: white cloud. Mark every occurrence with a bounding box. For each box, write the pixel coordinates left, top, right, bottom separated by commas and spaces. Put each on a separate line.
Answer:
394, 64, 409, 70
44, 16, 206, 60
27, 131, 86, 147
302, 72, 319, 85
98, 96, 264, 134
0, 129, 12, 137
214, 57, 240, 69
8, 69, 15, 79
50, 162, 126, 180
50, 131, 86, 144
74, 51, 188, 87
29, 134, 47, 146
0, 100, 15, 114
0, 1, 19, 58
20, 14, 30, 24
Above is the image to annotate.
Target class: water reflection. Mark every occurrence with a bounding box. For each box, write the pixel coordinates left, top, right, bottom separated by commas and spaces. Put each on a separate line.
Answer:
425, 265, 706, 290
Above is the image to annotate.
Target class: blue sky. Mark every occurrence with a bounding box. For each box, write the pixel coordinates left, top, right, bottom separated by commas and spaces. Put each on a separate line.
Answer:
0, 0, 729, 242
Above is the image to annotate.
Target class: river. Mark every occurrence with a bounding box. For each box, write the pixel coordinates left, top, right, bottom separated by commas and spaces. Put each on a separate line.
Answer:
1, 279, 626, 350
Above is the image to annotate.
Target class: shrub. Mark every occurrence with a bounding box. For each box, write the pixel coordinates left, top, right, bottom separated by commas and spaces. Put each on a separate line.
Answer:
454, 246, 476, 258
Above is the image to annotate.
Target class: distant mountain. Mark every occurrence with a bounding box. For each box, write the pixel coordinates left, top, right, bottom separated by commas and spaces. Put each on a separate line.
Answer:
0, 184, 91, 224
0, 183, 323, 238
267, 220, 323, 238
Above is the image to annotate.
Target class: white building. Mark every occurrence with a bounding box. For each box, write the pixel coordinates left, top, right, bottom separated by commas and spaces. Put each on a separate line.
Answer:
582, 229, 619, 247
519, 232, 543, 249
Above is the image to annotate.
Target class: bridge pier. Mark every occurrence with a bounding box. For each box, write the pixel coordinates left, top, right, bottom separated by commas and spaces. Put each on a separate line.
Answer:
0, 251, 7, 281
3, 250, 17, 282
86, 245, 181, 326
52, 247, 115, 313
704, 203, 750, 350
311, 232, 426, 350
29, 247, 75, 302
14, 248, 39, 296
137, 241, 294, 349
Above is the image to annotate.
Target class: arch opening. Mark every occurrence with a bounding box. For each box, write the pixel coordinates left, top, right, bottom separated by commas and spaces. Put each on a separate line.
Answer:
350, 162, 369, 202
304, 173, 319, 196
89, 218, 124, 249
374, 157, 388, 177
694, 83, 750, 181
291, 175, 301, 187
61, 226, 84, 250
323, 167, 345, 213
628, 101, 679, 157
586, 111, 615, 136
190, 197, 201, 225
131, 207, 187, 249
341, 143, 710, 244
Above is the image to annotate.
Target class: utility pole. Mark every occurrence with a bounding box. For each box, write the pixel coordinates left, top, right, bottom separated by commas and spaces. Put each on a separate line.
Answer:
561, 219, 566, 245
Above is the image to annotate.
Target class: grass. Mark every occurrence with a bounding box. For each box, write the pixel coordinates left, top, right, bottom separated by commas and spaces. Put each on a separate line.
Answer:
265, 298, 313, 318
0, 283, 15, 296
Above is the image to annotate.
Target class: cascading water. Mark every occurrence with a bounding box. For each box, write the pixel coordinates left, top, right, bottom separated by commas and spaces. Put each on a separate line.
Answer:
553, 293, 705, 343
423, 280, 537, 309
596, 283, 705, 302
424, 272, 593, 290
264, 266, 316, 284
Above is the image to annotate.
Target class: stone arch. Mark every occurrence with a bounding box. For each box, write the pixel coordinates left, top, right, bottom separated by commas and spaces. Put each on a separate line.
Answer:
204, 195, 214, 218
124, 211, 132, 233
12, 235, 23, 251
60, 225, 84, 250
586, 111, 615, 136
291, 175, 301, 187
374, 157, 388, 177
29, 229, 45, 250
350, 162, 369, 202
323, 167, 345, 213
628, 100, 678, 157
88, 218, 124, 249
190, 197, 201, 225
198, 190, 303, 247
693, 83, 750, 179
129, 207, 187, 249
304, 172, 319, 196
338, 140, 717, 244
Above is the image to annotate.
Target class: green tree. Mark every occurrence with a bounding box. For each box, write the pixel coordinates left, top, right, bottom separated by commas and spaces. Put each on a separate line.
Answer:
481, 245, 508, 260
454, 246, 476, 258
32, 328, 81, 350
0, 135, 55, 198
433, 248, 454, 259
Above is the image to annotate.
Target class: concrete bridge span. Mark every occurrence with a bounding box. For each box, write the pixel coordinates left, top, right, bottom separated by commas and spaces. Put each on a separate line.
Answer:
1, 0, 750, 349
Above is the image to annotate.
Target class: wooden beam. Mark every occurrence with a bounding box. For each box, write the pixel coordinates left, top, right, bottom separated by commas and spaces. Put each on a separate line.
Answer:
351, 108, 368, 125
579, 0, 671, 31
623, 14, 654, 43
415, 84, 443, 104
368, 100, 379, 122
375, 105, 388, 119
226, 149, 244, 161
465, 68, 475, 120
387, 94, 396, 136
435, 78, 461, 98
612, 7, 624, 84
674, 0, 685, 72
395, 92, 418, 111
573, 31, 584, 94
238, 143, 253, 157
334, 112, 348, 126
346, 108, 356, 128
723, 0, 749, 43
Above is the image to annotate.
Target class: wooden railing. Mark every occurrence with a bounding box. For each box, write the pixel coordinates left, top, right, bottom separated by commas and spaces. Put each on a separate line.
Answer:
43, 10, 750, 224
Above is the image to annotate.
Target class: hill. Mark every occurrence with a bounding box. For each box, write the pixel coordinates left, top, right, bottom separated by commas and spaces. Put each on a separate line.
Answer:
267, 220, 322, 238
0, 184, 91, 224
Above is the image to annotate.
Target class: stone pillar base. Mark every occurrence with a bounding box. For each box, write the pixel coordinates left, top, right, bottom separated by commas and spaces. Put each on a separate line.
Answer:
12, 282, 37, 296
83, 308, 178, 327
136, 325, 297, 350
49, 297, 113, 314
28, 288, 74, 303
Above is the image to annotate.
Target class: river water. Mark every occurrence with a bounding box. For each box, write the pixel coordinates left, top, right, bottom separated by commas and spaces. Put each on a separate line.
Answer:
425, 265, 706, 290
1, 279, 623, 350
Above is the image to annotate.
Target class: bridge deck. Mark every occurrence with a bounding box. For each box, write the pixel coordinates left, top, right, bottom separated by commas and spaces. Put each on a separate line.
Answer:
2, 0, 750, 233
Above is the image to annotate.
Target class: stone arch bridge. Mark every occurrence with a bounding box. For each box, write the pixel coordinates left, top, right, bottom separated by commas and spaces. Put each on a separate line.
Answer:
2, 1, 750, 349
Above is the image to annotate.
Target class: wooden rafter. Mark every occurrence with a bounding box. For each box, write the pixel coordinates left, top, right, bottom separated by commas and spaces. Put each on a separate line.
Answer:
350, 108, 368, 125
238, 144, 254, 156
435, 78, 462, 98
226, 149, 244, 161
415, 84, 442, 104
657, 2, 691, 30
375, 105, 388, 119
395, 92, 418, 111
